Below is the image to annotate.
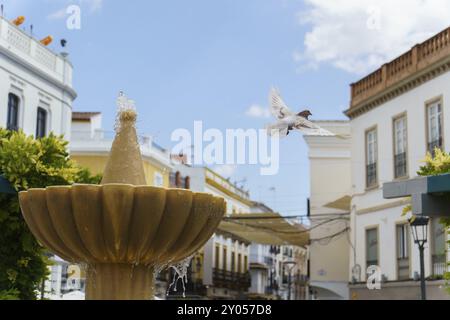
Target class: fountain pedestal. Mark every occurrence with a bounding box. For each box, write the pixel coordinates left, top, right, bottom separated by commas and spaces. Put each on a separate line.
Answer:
86, 264, 155, 300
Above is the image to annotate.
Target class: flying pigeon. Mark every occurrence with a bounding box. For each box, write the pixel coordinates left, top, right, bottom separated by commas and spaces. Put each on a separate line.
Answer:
266, 88, 336, 137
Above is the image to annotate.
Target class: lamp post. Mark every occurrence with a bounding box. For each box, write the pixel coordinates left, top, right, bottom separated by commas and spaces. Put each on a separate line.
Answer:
283, 261, 297, 300
409, 216, 429, 301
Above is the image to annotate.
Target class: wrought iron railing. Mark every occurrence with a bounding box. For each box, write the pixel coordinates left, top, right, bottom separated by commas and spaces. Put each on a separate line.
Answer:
432, 254, 447, 276
394, 152, 407, 178
428, 139, 443, 155
366, 163, 377, 187
212, 268, 251, 289
397, 258, 410, 280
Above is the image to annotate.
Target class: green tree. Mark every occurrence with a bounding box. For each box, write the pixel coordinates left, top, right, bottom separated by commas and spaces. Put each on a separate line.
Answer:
0, 129, 101, 300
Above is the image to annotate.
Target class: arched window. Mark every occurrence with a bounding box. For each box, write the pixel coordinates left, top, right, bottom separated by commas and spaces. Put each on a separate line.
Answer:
7, 93, 19, 131
36, 107, 48, 138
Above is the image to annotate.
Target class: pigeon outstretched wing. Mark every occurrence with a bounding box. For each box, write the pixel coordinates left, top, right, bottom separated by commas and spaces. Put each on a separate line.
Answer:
269, 87, 294, 120
266, 122, 289, 137
293, 118, 335, 136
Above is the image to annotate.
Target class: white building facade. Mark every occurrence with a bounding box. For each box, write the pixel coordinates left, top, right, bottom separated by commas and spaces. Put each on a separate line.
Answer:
304, 121, 352, 300
0, 16, 76, 139
346, 28, 450, 299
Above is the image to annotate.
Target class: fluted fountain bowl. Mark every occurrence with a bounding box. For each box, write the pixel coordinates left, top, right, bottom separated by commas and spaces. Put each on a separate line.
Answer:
19, 184, 225, 300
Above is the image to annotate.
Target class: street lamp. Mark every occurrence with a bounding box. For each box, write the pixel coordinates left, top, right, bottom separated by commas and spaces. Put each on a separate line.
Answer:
409, 216, 430, 300
283, 261, 297, 300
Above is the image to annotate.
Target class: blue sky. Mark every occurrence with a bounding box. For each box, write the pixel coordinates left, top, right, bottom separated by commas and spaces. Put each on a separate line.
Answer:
5, 0, 450, 217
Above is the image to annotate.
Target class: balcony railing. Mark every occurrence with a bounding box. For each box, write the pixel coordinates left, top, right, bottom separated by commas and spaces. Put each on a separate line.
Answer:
71, 130, 169, 158
366, 163, 377, 188
394, 152, 407, 178
212, 268, 251, 289
349, 27, 450, 110
432, 254, 447, 276
0, 16, 70, 81
428, 138, 443, 156
397, 258, 410, 280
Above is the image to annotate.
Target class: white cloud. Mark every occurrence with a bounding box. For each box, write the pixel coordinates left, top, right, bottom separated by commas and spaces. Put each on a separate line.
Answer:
245, 104, 271, 119
47, 8, 67, 20
296, 0, 450, 74
213, 165, 238, 178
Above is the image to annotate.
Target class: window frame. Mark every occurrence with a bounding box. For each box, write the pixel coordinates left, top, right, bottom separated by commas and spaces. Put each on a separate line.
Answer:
430, 218, 447, 277
214, 245, 220, 269
396, 223, 411, 280
7, 92, 20, 131
365, 226, 379, 271
365, 126, 378, 189
222, 247, 227, 271
36, 107, 48, 138
392, 113, 409, 179
425, 97, 444, 155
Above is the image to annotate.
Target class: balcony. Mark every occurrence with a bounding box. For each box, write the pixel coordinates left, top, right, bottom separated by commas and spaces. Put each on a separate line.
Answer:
428, 139, 443, 156
366, 163, 377, 188
394, 153, 407, 179
212, 268, 251, 290
432, 254, 447, 277
397, 258, 410, 280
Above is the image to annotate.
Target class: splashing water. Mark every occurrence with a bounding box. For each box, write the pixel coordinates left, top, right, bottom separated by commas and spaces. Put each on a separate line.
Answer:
114, 91, 137, 133
165, 256, 193, 298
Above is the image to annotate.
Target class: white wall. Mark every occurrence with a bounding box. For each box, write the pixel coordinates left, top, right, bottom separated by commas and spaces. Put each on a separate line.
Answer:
304, 121, 351, 299
350, 70, 450, 282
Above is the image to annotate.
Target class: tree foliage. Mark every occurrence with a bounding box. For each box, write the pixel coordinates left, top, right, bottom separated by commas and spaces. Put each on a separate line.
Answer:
0, 129, 101, 300
404, 148, 450, 290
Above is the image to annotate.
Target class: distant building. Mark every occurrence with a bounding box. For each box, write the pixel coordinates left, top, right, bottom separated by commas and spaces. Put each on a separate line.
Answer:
247, 202, 309, 300
0, 16, 76, 138
70, 112, 173, 187
345, 27, 450, 299
304, 121, 352, 300
174, 165, 252, 299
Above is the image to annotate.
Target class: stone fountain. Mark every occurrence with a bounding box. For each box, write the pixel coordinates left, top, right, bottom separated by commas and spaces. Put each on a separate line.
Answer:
18, 93, 225, 300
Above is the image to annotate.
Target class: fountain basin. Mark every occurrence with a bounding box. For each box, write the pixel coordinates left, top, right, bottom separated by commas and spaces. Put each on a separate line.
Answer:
19, 184, 225, 299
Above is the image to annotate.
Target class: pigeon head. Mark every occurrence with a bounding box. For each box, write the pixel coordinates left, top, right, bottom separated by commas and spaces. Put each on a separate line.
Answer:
298, 110, 312, 119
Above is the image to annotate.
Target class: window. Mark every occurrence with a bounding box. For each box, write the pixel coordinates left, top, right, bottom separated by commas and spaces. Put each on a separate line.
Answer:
366, 129, 378, 188
393, 116, 408, 178
427, 100, 443, 155
36, 107, 47, 138
7, 93, 19, 131
238, 253, 242, 274
244, 255, 248, 273
396, 224, 410, 280
366, 228, 378, 268
153, 172, 164, 187
431, 219, 447, 276
215, 245, 220, 269
222, 247, 227, 271
231, 252, 236, 272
